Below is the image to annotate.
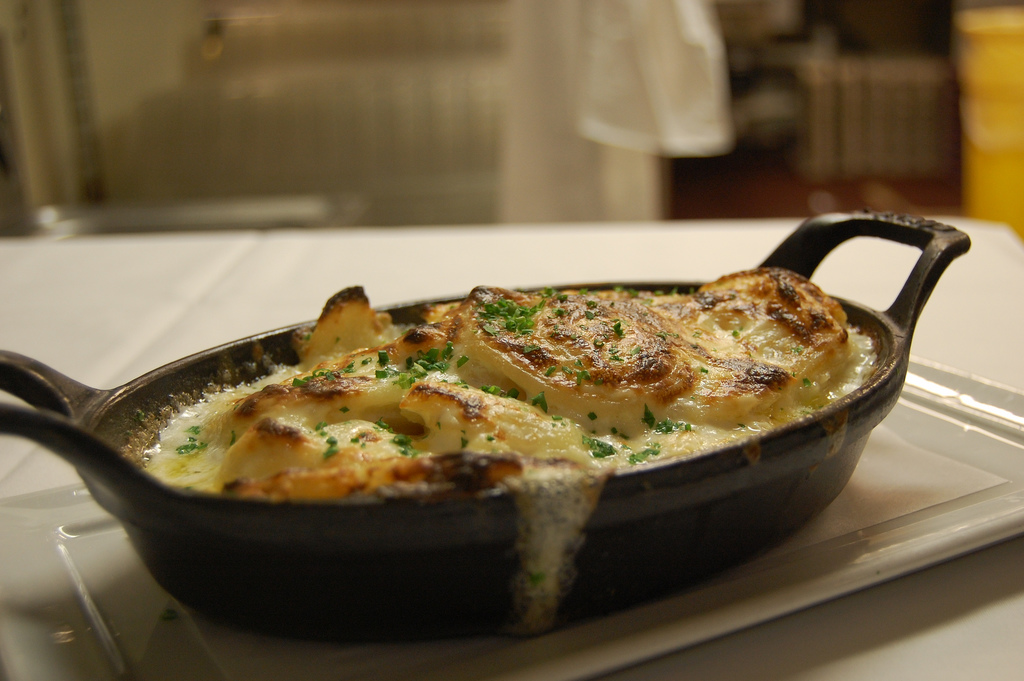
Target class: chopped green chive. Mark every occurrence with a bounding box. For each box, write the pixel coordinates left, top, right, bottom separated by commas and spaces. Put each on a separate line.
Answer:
628, 444, 661, 464
642, 404, 656, 428
392, 433, 417, 457
477, 298, 544, 336
583, 435, 615, 458
655, 418, 691, 434
175, 437, 207, 455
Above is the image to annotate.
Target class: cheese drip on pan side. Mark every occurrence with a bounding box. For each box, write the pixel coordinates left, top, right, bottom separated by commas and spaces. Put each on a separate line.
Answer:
147, 268, 877, 499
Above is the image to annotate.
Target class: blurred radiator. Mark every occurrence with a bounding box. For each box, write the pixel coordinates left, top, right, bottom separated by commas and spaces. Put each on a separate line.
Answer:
796, 55, 957, 181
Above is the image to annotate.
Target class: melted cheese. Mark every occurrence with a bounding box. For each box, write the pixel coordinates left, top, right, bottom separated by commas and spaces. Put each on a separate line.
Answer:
147, 269, 876, 497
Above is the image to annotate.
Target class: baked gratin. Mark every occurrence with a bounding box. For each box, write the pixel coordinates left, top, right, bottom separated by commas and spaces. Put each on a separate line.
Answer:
147, 268, 877, 501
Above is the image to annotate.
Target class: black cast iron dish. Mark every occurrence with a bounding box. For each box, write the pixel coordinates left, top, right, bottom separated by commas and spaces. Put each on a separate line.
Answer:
0, 212, 969, 640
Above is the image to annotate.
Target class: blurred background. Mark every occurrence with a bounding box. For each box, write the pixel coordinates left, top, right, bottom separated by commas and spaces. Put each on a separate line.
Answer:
0, 0, 1021, 235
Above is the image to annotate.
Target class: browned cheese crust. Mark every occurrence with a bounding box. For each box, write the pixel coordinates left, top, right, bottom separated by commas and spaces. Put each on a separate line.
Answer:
155, 270, 870, 500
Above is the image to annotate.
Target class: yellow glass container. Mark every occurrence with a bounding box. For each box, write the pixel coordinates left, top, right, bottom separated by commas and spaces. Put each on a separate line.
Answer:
957, 7, 1024, 240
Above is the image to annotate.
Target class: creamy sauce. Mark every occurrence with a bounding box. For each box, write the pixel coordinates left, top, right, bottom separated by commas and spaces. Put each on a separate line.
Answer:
146, 328, 876, 491
145, 367, 298, 490
505, 465, 605, 634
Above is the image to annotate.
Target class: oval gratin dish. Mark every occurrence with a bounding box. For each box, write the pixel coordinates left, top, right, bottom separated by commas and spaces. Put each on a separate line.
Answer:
0, 211, 970, 640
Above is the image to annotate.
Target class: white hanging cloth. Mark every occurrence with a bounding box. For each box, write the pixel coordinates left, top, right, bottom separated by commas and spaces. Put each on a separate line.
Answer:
577, 0, 735, 157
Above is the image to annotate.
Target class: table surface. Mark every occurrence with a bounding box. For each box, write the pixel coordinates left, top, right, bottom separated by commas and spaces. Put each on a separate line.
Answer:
2, 215, 1024, 680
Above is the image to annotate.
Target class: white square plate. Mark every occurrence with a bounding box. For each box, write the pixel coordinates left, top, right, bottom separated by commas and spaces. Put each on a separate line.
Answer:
2, 359, 1024, 681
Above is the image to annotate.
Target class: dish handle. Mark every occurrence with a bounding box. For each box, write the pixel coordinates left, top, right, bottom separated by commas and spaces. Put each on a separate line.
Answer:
0, 350, 101, 417
0, 351, 138, 487
760, 211, 971, 335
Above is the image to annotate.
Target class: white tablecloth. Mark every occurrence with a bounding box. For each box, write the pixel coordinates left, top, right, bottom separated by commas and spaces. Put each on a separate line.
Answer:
2, 216, 1024, 679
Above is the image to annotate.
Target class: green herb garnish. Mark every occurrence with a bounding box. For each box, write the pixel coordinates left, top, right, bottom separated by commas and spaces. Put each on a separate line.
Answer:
628, 444, 662, 465
392, 433, 418, 457
642, 404, 656, 428
176, 437, 207, 455
477, 298, 544, 336
583, 435, 615, 458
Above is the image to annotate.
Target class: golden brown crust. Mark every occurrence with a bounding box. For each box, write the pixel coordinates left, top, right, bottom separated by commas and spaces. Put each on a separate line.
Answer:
224, 451, 525, 500
293, 286, 399, 366
460, 286, 695, 402
695, 267, 848, 347
405, 382, 488, 422
235, 376, 378, 418
319, 286, 371, 322
153, 268, 873, 500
